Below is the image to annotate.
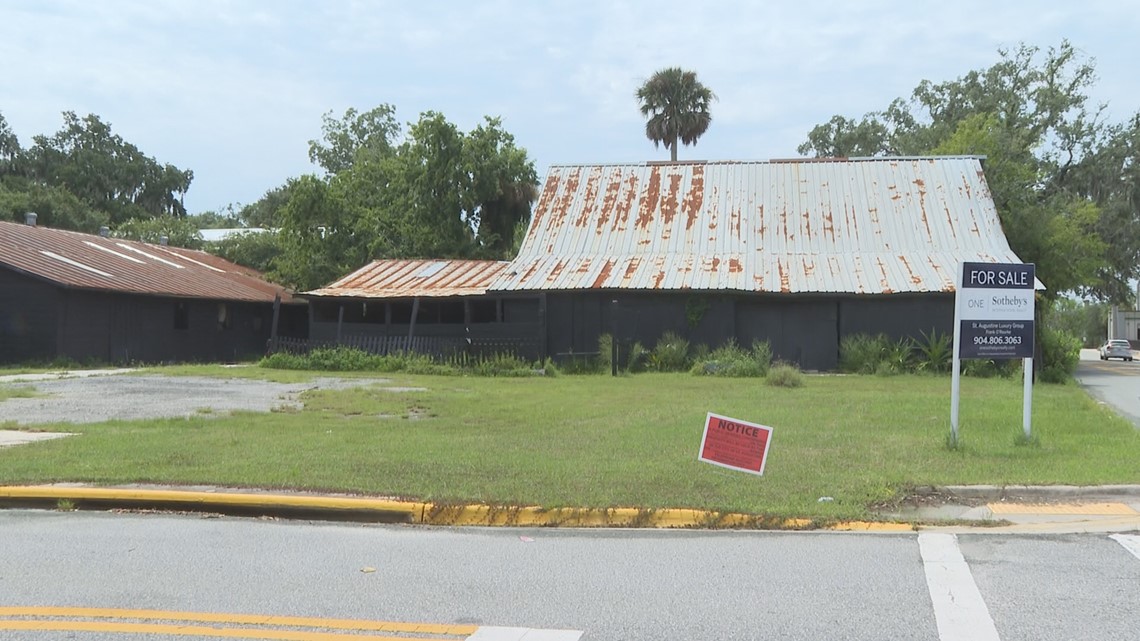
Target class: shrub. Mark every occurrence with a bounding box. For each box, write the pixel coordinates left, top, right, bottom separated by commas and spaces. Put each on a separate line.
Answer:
915, 328, 952, 373
1037, 325, 1081, 383
596, 333, 613, 374
750, 340, 773, 372
649, 331, 690, 372
470, 353, 538, 377
839, 333, 889, 374
626, 341, 650, 373
960, 358, 1019, 378
766, 361, 804, 387
690, 339, 771, 377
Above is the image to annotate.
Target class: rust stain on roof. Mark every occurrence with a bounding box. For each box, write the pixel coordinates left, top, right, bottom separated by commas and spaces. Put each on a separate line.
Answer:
592, 258, 615, 288
574, 167, 603, 228
914, 178, 932, 241
307, 259, 509, 298
802, 258, 815, 277
547, 259, 567, 283
612, 173, 638, 233
528, 173, 561, 238
493, 158, 1026, 295
574, 258, 593, 274
552, 168, 581, 230
597, 167, 621, 233
635, 166, 662, 230
621, 256, 642, 286
661, 173, 682, 228
875, 256, 894, 293
899, 255, 922, 285
682, 164, 705, 230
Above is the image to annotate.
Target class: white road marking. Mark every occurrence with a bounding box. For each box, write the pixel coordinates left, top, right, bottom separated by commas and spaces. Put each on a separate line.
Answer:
1110, 534, 1140, 560
468, 627, 583, 641
918, 532, 1001, 641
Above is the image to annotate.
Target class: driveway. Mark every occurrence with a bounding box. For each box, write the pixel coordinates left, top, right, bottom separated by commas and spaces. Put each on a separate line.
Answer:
0, 371, 380, 426
1075, 347, 1140, 428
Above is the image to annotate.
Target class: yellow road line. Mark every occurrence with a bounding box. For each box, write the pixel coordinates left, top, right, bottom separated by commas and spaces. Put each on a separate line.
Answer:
0, 607, 475, 637
0, 620, 442, 640
987, 502, 1138, 515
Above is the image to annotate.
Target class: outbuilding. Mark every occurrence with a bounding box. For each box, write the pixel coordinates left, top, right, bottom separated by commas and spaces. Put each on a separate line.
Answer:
0, 217, 306, 364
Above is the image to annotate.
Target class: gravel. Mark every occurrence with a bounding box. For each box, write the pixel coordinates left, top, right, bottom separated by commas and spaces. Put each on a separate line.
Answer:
0, 373, 382, 425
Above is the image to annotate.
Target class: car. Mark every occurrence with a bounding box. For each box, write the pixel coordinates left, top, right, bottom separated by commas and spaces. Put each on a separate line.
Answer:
1099, 339, 1134, 361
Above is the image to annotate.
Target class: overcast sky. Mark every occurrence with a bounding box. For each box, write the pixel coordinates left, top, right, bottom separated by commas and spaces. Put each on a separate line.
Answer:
4, 1, 1139, 216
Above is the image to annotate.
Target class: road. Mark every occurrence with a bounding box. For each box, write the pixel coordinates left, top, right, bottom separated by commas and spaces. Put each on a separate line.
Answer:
2, 510, 1139, 641
1075, 348, 1140, 428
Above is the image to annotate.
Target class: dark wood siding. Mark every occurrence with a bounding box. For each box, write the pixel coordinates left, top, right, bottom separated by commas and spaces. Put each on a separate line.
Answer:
0, 268, 60, 362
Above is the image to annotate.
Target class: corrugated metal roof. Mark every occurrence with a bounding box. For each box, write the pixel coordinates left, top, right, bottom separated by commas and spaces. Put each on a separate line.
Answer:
0, 221, 296, 303
490, 157, 1028, 294
303, 259, 509, 298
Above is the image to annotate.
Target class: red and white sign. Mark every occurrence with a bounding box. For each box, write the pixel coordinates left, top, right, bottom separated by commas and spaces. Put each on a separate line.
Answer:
698, 412, 772, 476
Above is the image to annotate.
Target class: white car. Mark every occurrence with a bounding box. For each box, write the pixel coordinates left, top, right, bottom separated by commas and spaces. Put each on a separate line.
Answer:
1099, 339, 1134, 361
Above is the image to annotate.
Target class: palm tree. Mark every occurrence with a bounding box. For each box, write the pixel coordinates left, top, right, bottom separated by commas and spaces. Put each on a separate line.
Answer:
636, 67, 716, 162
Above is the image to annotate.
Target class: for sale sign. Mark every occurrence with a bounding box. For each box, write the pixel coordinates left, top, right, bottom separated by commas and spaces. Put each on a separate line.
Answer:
957, 262, 1035, 359
698, 412, 772, 476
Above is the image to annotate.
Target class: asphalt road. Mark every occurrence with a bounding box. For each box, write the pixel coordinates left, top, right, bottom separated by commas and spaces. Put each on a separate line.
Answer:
2, 511, 1139, 641
1075, 348, 1140, 428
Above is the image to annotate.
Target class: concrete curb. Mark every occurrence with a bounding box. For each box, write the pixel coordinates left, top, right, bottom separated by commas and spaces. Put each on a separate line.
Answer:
937, 485, 1140, 500
0, 486, 912, 531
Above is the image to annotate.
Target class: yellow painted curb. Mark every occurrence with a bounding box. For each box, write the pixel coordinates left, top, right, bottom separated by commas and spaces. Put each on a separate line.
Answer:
824, 521, 915, 532
416, 503, 818, 529
987, 502, 1138, 516
0, 486, 418, 520
0, 486, 915, 531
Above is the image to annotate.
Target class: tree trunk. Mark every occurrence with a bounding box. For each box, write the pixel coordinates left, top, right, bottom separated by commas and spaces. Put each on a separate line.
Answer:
670, 136, 678, 162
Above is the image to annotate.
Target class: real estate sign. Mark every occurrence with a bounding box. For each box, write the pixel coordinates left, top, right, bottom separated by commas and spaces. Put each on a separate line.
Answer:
956, 262, 1035, 359
698, 412, 772, 476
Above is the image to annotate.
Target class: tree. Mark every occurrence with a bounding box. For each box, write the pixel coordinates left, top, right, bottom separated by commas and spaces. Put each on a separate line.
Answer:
273, 107, 538, 290
22, 112, 193, 228
307, 105, 401, 176
113, 215, 203, 249
636, 67, 716, 162
798, 41, 1140, 303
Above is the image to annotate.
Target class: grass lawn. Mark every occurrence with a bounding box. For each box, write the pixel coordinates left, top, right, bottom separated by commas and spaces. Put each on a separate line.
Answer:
0, 367, 1137, 521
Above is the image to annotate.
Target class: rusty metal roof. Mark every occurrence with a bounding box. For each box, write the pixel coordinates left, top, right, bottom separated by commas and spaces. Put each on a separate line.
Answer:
490, 157, 1029, 295
303, 259, 510, 298
0, 221, 296, 303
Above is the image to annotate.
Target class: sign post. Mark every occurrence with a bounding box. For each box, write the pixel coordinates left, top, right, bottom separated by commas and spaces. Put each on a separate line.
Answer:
952, 262, 1036, 443
698, 412, 773, 476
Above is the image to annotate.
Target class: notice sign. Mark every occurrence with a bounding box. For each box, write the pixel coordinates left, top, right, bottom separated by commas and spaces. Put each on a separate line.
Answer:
957, 262, 1035, 359
698, 412, 772, 476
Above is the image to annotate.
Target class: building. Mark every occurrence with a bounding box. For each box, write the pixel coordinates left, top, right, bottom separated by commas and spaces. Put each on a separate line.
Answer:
0, 216, 306, 364
299, 156, 1031, 371
300, 259, 542, 358
486, 157, 1029, 370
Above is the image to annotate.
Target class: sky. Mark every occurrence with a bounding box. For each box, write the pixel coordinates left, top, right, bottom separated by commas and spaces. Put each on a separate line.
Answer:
3, 1, 1139, 216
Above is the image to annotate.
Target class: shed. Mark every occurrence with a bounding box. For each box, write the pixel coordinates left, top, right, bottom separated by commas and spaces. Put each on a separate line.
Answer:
0, 218, 306, 364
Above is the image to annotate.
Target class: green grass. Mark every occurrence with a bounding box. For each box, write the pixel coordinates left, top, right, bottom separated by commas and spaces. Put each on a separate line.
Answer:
0, 385, 42, 401
0, 370, 1137, 521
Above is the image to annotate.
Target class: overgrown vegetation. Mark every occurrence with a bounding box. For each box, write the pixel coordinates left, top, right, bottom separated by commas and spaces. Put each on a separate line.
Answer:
690, 339, 772, 377
838, 328, 1080, 382
260, 346, 544, 377
765, 362, 803, 388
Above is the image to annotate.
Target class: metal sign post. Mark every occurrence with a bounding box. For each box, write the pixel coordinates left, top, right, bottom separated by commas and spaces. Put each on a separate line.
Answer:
951, 262, 1036, 442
